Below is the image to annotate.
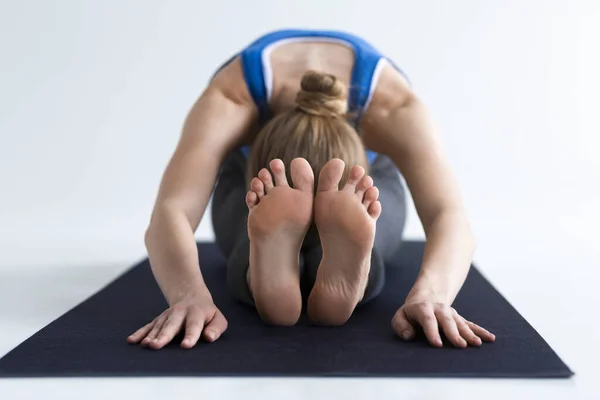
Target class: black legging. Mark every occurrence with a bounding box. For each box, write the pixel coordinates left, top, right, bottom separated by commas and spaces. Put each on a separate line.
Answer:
211, 150, 407, 307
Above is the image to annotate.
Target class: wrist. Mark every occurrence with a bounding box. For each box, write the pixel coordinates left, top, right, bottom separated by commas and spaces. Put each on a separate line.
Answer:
405, 276, 452, 305
405, 288, 449, 305
167, 281, 213, 305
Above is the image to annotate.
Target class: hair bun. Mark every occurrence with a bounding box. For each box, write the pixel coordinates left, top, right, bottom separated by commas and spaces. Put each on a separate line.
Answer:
295, 71, 348, 117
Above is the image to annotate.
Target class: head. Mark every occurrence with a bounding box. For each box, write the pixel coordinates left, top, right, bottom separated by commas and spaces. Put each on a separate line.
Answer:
247, 70, 368, 190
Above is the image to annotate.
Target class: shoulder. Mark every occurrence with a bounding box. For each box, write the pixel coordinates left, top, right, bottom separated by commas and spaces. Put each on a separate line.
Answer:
359, 62, 416, 148
206, 56, 255, 108
364, 61, 414, 118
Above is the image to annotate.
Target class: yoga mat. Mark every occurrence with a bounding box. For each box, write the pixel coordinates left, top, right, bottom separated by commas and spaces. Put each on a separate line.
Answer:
0, 241, 572, 378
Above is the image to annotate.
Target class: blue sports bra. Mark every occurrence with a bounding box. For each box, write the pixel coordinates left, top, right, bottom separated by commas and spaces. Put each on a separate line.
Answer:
218, 29, 408, 164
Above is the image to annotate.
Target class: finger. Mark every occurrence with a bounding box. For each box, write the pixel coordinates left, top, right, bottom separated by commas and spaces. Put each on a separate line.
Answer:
435, 308, 467, 348
391, 308, 416, 341
180, 311, 206, 349
269, 159, 289, 187
203, 309, 229, 342
149, 310, 186, 350
127, 321, 154, 344
141, 315, 167, 347
454, 315, 482, 347
466, 320, 496, 342
416, 307, 443, 347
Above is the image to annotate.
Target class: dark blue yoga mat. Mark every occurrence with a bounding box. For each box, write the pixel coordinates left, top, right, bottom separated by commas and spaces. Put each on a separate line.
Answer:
0, 241, 572, 378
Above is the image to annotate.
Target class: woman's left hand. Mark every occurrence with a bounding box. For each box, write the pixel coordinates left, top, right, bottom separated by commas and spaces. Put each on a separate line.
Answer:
391, 301, 496, 348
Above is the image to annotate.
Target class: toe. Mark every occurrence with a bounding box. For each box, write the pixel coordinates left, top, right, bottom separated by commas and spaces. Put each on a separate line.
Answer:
269, 159, 289, 187
317, 158, 345, 192
355, 174, 374, 198
258, 168, 274, 193
368, 200, 382, 219
363, 186, 380, 209
250, 177, 265, 199
291, 158, 315, 194
246, 190, 258, 210
342, 165, 365, 193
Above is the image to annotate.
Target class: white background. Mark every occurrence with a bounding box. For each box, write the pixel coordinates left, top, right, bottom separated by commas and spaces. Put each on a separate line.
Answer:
0, 0, 598, 399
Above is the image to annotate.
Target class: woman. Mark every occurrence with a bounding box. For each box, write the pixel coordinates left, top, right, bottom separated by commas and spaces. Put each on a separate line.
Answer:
127, 29, 495, 350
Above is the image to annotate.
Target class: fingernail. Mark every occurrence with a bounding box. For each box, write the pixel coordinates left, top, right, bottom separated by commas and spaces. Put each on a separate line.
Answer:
206, 331, 215, 340
401, 330, 411, 340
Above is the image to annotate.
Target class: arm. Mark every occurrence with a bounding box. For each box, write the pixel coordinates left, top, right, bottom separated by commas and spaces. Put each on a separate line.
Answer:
146, 85, 256, 306
130, 59, 258, 349
373, 96, 474, 305
146, 88, 252, 304
362, 64, 494, 347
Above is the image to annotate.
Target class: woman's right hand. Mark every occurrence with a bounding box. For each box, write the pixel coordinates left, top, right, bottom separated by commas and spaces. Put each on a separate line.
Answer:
127, 292, 228, 350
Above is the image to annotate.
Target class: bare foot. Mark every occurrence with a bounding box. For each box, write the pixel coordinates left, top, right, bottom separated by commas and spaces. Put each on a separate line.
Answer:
245, 158, 314, 326
307, 159, 382, 325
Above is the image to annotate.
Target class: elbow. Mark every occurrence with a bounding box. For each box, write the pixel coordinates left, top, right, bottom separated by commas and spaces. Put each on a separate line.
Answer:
450, 212, 476, 254
145, 220, 161, 250
144, 225, 156, 249
457, 214, 476, 254
144, 202, 182, 249
425, 209, 476, 252
465, 227, 477, 255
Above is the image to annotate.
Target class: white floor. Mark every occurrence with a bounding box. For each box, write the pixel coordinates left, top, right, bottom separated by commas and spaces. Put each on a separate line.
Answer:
0, 197, 597, 400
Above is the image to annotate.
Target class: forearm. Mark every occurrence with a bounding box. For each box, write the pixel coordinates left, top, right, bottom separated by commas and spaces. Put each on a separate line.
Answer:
406, 210, 475, 305
142, 81, 254, 306
144, 152, 222, 306
145, 208, 211, 305
378, 98, 475, 305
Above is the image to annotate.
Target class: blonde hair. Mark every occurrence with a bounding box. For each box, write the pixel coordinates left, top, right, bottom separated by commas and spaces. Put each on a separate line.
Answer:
247, 70, 368, 190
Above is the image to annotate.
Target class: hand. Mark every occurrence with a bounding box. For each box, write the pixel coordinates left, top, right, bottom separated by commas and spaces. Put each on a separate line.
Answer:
127, 292, 228, 350
391, 301, 495, 348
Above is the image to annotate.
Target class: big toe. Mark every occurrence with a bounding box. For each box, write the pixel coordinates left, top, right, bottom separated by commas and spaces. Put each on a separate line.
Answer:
317, 158, 345, 192
291, 158, 315, 193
